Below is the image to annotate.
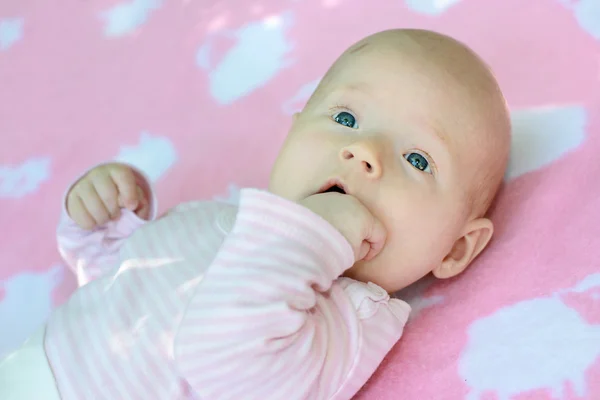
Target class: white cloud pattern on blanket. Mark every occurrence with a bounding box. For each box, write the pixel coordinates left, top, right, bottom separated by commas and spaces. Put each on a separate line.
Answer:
0, 18, 23, 51
0, 265, 64, 360
459, 273, 600, 400
403, 0, 463, 15
506, 105, 587, 180
0, 157, 51, 198
560, 0, 600, 39
100, 0, 163, 37
196, 13, 294, 104
115, 132, 178, 182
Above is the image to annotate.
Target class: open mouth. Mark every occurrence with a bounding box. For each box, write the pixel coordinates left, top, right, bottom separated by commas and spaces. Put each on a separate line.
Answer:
319, 181, 347, 195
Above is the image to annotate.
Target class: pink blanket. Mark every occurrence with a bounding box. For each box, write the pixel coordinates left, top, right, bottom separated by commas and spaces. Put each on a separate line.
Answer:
1, 0, 599, 398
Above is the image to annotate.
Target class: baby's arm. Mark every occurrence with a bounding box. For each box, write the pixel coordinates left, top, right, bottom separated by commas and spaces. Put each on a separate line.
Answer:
56, 163, 157, 285
175, 189, 410, 400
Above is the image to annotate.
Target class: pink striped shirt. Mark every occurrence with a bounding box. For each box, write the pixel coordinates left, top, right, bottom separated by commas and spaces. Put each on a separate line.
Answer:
47, 175, 410, 399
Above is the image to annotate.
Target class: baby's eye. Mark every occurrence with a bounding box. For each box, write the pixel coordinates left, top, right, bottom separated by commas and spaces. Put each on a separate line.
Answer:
404, 152, 432, 174
333, 111, 358, 129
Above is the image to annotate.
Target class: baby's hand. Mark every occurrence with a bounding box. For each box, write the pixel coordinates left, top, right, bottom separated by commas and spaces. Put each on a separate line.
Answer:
66, 163, 150, 230
300, 193, 386, 262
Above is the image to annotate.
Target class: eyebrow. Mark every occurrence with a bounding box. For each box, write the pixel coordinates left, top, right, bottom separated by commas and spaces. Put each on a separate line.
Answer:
331, 86, 446, 145
334, 83, 374, 99
415, 121, 452, 168
425, 123, 449, 147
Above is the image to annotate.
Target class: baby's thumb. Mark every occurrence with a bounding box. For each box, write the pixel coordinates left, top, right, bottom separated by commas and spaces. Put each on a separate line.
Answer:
357, 241, 371, 262
362, 217, 387, 261
134, 186, 151, 220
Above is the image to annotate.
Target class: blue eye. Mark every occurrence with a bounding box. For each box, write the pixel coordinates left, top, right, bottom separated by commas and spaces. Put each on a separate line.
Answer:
333, 111, 358, 129
404, 152, 432, 174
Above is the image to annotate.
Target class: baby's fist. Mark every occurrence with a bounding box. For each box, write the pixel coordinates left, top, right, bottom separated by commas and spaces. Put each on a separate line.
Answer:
66, 163, 150, 230
300, 193, 386, 262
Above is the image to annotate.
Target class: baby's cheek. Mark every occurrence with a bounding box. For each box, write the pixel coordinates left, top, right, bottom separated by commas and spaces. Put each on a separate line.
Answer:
388, 221, 444, 266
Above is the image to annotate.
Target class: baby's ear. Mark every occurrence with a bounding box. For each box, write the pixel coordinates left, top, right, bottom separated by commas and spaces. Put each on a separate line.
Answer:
432, 218, 494, 279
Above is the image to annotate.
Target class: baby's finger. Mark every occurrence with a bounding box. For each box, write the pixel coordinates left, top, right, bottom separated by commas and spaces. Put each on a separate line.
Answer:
134, 185, 151, 220
90, 172, 120, 218
81, 184, 111, 225
69, 195, 96, 230
358, 241, 371, 262
363, 217, 387, 261
110, 166, 138, 210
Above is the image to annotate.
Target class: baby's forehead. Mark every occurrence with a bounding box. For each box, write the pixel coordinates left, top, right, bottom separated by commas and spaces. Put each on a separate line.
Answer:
340, 32, 493, 84
322, 32, 504, 129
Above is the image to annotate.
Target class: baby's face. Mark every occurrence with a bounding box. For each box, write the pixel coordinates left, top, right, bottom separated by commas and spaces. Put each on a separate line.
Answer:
270, 36, 497, 292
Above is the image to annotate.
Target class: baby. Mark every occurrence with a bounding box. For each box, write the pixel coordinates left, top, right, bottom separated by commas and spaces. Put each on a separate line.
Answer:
0, 29, 510, 399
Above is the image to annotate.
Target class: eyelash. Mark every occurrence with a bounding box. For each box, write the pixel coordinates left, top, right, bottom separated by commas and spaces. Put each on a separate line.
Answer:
404, 150, 436, 175
329, 104, 359, 123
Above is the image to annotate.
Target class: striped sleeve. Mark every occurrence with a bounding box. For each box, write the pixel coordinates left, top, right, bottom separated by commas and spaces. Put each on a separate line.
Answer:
175, 189, 410, 400
56, 164, 157, 286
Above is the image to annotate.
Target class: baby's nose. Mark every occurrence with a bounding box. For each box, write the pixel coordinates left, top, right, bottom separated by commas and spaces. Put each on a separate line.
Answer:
339, 142, 382, 179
